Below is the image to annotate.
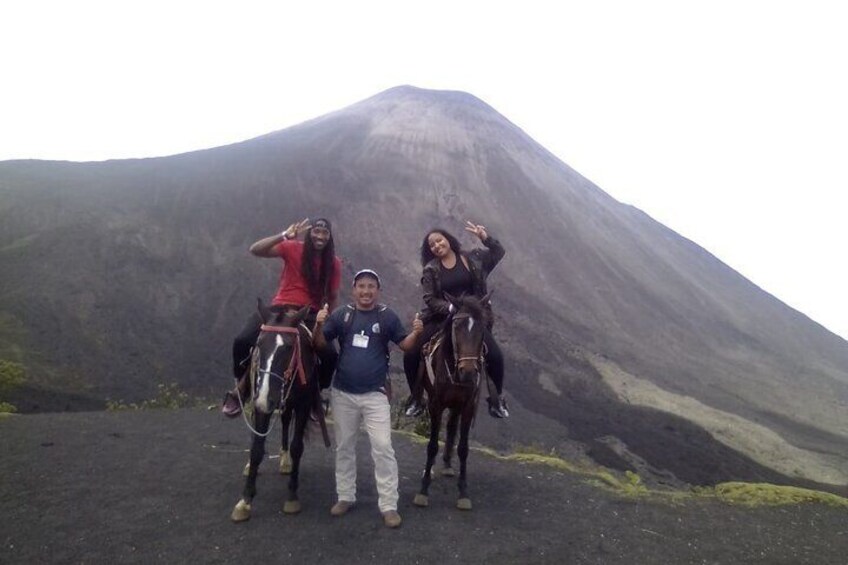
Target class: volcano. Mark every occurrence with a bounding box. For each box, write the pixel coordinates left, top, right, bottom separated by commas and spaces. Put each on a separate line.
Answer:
1, 85, 846, 491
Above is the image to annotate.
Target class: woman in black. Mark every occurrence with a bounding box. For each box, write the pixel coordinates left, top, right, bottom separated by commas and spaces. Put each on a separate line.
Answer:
403, 221, 508, 418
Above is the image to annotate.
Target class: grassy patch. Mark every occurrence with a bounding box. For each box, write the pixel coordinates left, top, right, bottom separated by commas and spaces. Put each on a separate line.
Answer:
0, 359, 26, 412
0, 312, 28, 362
387, 411, 848, 508
0, 234, 38, 253
475, 445, 848, 508
106, 382, 197, 411
710, 482, 848, 508
481, 448, 649, 497
0, 401, 18, 414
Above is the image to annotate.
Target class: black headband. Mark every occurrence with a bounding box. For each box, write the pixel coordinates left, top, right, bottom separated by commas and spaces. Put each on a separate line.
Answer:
312, 218, 332, 231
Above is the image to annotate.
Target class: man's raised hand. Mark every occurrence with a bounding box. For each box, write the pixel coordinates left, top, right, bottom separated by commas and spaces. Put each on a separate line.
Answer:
316, 303, 330, 325
411, 312, 423, 334
283, 218, 312, 239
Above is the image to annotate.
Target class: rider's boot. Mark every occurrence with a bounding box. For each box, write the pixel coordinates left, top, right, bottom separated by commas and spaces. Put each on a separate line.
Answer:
487, 394, 509, 419
404, 395, 425, 418
222, 373, 249, 418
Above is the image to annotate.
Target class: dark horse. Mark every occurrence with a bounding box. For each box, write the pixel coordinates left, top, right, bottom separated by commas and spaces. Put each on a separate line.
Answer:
230, 302, 327, 522
413, 293, 490, 511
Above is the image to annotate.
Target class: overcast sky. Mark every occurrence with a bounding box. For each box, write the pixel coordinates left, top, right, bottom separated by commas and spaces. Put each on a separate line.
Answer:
2, 1, 846, 340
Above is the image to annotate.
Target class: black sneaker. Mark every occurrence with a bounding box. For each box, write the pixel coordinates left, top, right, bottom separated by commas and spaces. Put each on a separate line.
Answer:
405, 399, 425, 417
487, 396, 509, 419
498, 396, 510, 418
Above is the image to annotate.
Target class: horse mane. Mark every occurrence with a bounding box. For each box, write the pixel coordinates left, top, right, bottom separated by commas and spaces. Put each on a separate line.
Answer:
455, 295, 486, 320
269, 306, 308, 327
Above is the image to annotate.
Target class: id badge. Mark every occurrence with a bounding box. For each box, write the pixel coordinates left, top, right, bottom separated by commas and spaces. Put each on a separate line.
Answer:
352, 331, 370, 349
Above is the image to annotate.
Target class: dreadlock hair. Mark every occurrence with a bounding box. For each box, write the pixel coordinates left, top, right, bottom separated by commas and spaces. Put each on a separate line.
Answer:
301, 225, 336, 304
420, 228, 462, 266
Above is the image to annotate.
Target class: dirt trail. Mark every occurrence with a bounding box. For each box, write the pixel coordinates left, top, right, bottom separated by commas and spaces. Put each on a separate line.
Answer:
1, 409, 845, 564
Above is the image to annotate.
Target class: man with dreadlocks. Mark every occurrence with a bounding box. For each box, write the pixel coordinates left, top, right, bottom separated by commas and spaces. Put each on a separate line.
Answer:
222, 218, 342, 417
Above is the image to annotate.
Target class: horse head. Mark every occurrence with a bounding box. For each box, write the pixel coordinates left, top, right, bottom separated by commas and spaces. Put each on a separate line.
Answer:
445, 293, 489, 384
252, 300, 310, 415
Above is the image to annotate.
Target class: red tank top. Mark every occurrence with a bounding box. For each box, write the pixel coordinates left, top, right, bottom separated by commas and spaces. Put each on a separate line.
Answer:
270, 240, 341, 309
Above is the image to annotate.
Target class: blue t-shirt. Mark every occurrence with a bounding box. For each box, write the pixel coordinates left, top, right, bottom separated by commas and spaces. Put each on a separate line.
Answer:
322, 305, 408, 394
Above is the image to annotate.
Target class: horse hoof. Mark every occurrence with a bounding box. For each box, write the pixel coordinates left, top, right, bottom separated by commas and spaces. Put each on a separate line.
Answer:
279, 450, 292, 475
283, 500, 302, 514
440, 467, 455, 477
231, 499, 252, 522
413, 494, 429, 507
456, 498, 472, 511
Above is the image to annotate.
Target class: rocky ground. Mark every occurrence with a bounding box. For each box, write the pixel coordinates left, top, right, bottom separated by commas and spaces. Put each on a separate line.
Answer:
1, 409, 846, 564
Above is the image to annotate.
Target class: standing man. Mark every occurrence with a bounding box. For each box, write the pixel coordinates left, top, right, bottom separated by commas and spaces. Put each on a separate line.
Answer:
314, 269, 423, 528
223, 217, 341, 417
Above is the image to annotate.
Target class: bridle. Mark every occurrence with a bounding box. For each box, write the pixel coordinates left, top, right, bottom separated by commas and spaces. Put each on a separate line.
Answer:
451, 313, 484, 367
257, 324, 308, 387
240, 323, 307, 437
448, 312, 485, 385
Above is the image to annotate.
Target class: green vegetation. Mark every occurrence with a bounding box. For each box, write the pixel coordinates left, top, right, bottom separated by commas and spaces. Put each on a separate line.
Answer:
712, 482, 848, 508
0, 402, 17, 414
387, 397, 848, 509
0, 312, 28, 362
106, 382, 194, 411
0, 234, 37, 253
479, 444, 847, 508
0, 359, 26, 413
481, 448, 649, 497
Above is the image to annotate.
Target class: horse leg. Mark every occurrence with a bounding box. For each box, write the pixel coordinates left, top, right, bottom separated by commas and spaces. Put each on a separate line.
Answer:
456, 406, 473, 510
242, 409, 289, 477
232, 411, 270, 522
279, 407, 293, 475
441, 410, 459, 477
414, 407, 442, 507
282, 403, 310, 514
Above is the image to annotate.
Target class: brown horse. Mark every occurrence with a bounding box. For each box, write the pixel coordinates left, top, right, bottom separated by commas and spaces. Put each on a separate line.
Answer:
413, 293, 490, 510
230, 302, 324, 522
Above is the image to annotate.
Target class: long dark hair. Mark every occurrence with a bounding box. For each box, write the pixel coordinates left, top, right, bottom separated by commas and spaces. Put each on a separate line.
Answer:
301, 226, 336, 304
420, 228, 462, 266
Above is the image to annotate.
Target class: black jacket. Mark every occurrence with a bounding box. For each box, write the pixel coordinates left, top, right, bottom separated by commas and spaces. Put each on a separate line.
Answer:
419, 235, 505, 325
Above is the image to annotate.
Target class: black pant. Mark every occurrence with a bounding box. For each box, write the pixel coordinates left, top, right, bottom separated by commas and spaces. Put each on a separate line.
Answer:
402, 322, 504, 395
232, 306, 337, 389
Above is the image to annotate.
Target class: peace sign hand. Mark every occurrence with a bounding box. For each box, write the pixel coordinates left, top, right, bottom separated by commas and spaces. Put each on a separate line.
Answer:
283, 218, 312, 240
464, 220, 488, 242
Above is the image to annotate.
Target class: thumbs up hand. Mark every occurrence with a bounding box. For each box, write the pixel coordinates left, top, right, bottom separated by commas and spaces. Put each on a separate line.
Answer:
411, 312, 424, 334
316, 303, 330, 325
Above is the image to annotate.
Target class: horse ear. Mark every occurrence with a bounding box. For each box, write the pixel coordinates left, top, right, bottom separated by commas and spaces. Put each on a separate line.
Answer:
256, 298, 271, 323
